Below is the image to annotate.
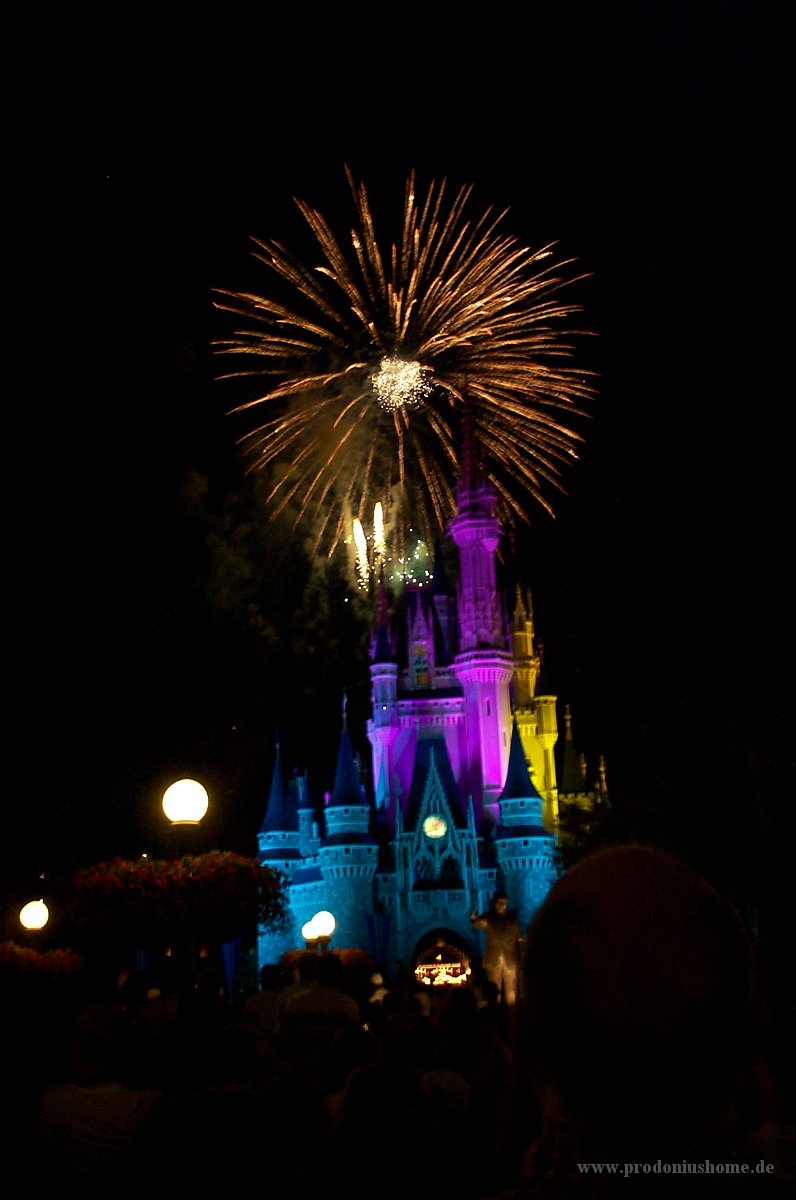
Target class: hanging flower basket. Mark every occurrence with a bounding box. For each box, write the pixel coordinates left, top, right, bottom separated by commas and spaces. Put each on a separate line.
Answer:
72, 852, 288, 948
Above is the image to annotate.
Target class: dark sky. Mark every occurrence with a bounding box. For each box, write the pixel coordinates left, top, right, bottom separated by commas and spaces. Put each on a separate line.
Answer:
4, 3, 792, 915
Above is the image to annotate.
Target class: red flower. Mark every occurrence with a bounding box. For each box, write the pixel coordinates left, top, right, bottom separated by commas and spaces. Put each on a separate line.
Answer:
72, 852, 288, 946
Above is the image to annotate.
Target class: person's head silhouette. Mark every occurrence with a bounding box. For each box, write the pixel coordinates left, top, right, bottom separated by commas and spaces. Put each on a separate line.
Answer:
522, 844, 757, 1147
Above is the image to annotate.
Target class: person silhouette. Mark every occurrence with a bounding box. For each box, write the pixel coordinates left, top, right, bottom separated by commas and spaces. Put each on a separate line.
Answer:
492, 844, 793, 1197
471, 891, 524, 1006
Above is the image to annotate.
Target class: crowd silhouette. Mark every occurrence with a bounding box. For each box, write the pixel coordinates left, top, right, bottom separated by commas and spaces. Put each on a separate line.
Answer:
4, 844, 794, 1197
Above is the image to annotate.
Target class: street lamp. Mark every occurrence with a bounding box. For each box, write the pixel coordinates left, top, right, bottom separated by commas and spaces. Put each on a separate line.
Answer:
161, 777, 210, 862
162, 778, 209, 825
19, 898, 49, 931
301, 910, 336, 952
159, 778, 212, 993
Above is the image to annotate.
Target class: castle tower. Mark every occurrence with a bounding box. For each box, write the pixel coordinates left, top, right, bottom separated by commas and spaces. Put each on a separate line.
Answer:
509, 586, 539, 709
449, 423, 513, 820
318, 697, 379, 951
257, 737, 300, 872
510, 585, 558, 823
559, 704, 587, 795
257, 739, 301, 961
493, 717, 559, 930
555, 709, 611, 859
520, 640, 559, 830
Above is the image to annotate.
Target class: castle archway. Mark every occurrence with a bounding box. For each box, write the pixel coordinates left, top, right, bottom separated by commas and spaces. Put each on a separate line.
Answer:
413, 927, 474, 989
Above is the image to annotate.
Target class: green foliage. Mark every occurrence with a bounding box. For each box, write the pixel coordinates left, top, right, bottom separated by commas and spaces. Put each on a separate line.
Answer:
556, 793, 620, 869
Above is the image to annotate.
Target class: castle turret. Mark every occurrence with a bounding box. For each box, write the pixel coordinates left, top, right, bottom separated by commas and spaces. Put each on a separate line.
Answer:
524, 639, 559, 830
510, 586, 539, 709
559, 704, 587, 795
493, 717, 558, 930
296, 770, 321, 859
319, 696, 378, 951
257, 739, 301, 961
258, 738, 301, 872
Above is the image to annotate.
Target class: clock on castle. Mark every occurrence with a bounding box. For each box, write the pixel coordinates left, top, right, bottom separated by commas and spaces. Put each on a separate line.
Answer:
255, 447, 605, 984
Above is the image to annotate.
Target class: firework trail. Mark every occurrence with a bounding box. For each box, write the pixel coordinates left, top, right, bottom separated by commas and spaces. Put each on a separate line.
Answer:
213, 168, 595, 557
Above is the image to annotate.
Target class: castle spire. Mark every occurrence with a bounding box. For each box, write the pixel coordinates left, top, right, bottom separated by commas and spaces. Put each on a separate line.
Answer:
376, 566, 389, 624
373, 569, 393, 664
535, 640, 553, 695
597, 754, 609, 801
560, 703, 586, 794
328, 716, 364, 808
259, 735, 297, 833
499, 715, 542, 802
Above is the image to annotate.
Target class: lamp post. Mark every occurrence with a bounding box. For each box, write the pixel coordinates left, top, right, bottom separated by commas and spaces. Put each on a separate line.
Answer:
301, 910, 336, 953
161, 777, 209, 858
159, 778, 211, 993
158, 777, 244, 1001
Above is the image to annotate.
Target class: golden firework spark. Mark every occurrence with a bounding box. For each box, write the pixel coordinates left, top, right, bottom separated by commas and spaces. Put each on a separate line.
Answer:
373, 501, 386, 566
213, 168, 596, 556
352, 516, 369, 589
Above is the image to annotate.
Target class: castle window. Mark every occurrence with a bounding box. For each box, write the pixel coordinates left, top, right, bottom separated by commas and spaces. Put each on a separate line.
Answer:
413, 641, 429, 687
486, 699, 491, 716
414, 854, 434, 884
440, 856, 463, 887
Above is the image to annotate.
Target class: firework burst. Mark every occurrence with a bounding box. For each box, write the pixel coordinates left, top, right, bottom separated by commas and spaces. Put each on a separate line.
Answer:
213, 168, 595, 556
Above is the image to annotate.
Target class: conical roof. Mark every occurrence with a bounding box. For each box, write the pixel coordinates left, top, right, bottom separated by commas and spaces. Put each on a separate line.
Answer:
499, 718, 543, 802
559, 705, 586, 793
328, 725, 366, 808
259, 743, 298, 833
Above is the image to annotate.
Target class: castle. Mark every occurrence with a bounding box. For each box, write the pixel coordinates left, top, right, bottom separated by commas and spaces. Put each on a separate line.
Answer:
256, 450, 603, 981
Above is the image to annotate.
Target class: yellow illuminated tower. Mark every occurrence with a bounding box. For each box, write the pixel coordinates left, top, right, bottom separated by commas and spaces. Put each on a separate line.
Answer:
509, 589, 559, 831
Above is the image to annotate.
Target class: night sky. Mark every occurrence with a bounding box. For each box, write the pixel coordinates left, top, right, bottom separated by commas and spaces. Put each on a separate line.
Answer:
4, 4, 791, 927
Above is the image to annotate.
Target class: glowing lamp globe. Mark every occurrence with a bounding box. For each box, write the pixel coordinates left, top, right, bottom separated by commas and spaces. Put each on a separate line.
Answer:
301, 910, 336, 946
20, 899, 49, 930
162, 778, 209, 825
312, 910, 336, 938
301, 918, 316, 942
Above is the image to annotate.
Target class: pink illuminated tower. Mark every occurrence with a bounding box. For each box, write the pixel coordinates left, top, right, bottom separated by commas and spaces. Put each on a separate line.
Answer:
449, 418, 514, 825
